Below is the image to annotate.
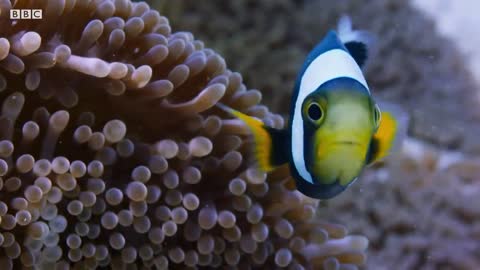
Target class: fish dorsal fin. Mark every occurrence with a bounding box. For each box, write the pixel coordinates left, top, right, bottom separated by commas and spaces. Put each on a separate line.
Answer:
216, 103, 289, 172
367, 102, 408, 164
337, 15, 375, 68
344, 41, 368, 67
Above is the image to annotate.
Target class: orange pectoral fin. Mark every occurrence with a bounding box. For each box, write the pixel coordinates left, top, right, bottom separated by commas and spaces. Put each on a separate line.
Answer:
368, 105, 408, 164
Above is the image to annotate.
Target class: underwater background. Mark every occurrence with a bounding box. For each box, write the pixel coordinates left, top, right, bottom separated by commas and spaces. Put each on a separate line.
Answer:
0, 0, 478, 269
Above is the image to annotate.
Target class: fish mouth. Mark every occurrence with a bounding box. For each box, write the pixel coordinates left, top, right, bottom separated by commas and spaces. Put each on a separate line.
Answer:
335, 140, 361, 146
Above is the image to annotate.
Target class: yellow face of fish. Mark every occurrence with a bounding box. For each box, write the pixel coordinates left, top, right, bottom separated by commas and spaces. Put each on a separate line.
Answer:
302, 87, 380, 187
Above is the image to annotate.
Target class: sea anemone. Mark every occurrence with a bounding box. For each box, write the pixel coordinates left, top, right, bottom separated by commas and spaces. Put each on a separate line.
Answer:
0, 0, 367, 269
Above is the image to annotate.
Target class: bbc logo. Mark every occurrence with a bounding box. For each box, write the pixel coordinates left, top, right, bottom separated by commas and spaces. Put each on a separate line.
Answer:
10, 9, 43, 19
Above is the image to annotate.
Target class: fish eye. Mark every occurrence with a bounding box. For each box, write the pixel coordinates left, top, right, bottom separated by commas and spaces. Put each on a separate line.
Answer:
374, 104, 381, 127
307, 102, 323, 122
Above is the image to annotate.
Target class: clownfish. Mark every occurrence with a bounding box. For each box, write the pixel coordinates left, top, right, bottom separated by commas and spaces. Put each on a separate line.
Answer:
218, 16, 407, 199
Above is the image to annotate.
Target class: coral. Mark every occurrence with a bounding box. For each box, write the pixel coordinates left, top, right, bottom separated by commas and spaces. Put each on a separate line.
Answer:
154, 0, 480, 154
318, 139, 480, 270
0, 0, 367, 269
